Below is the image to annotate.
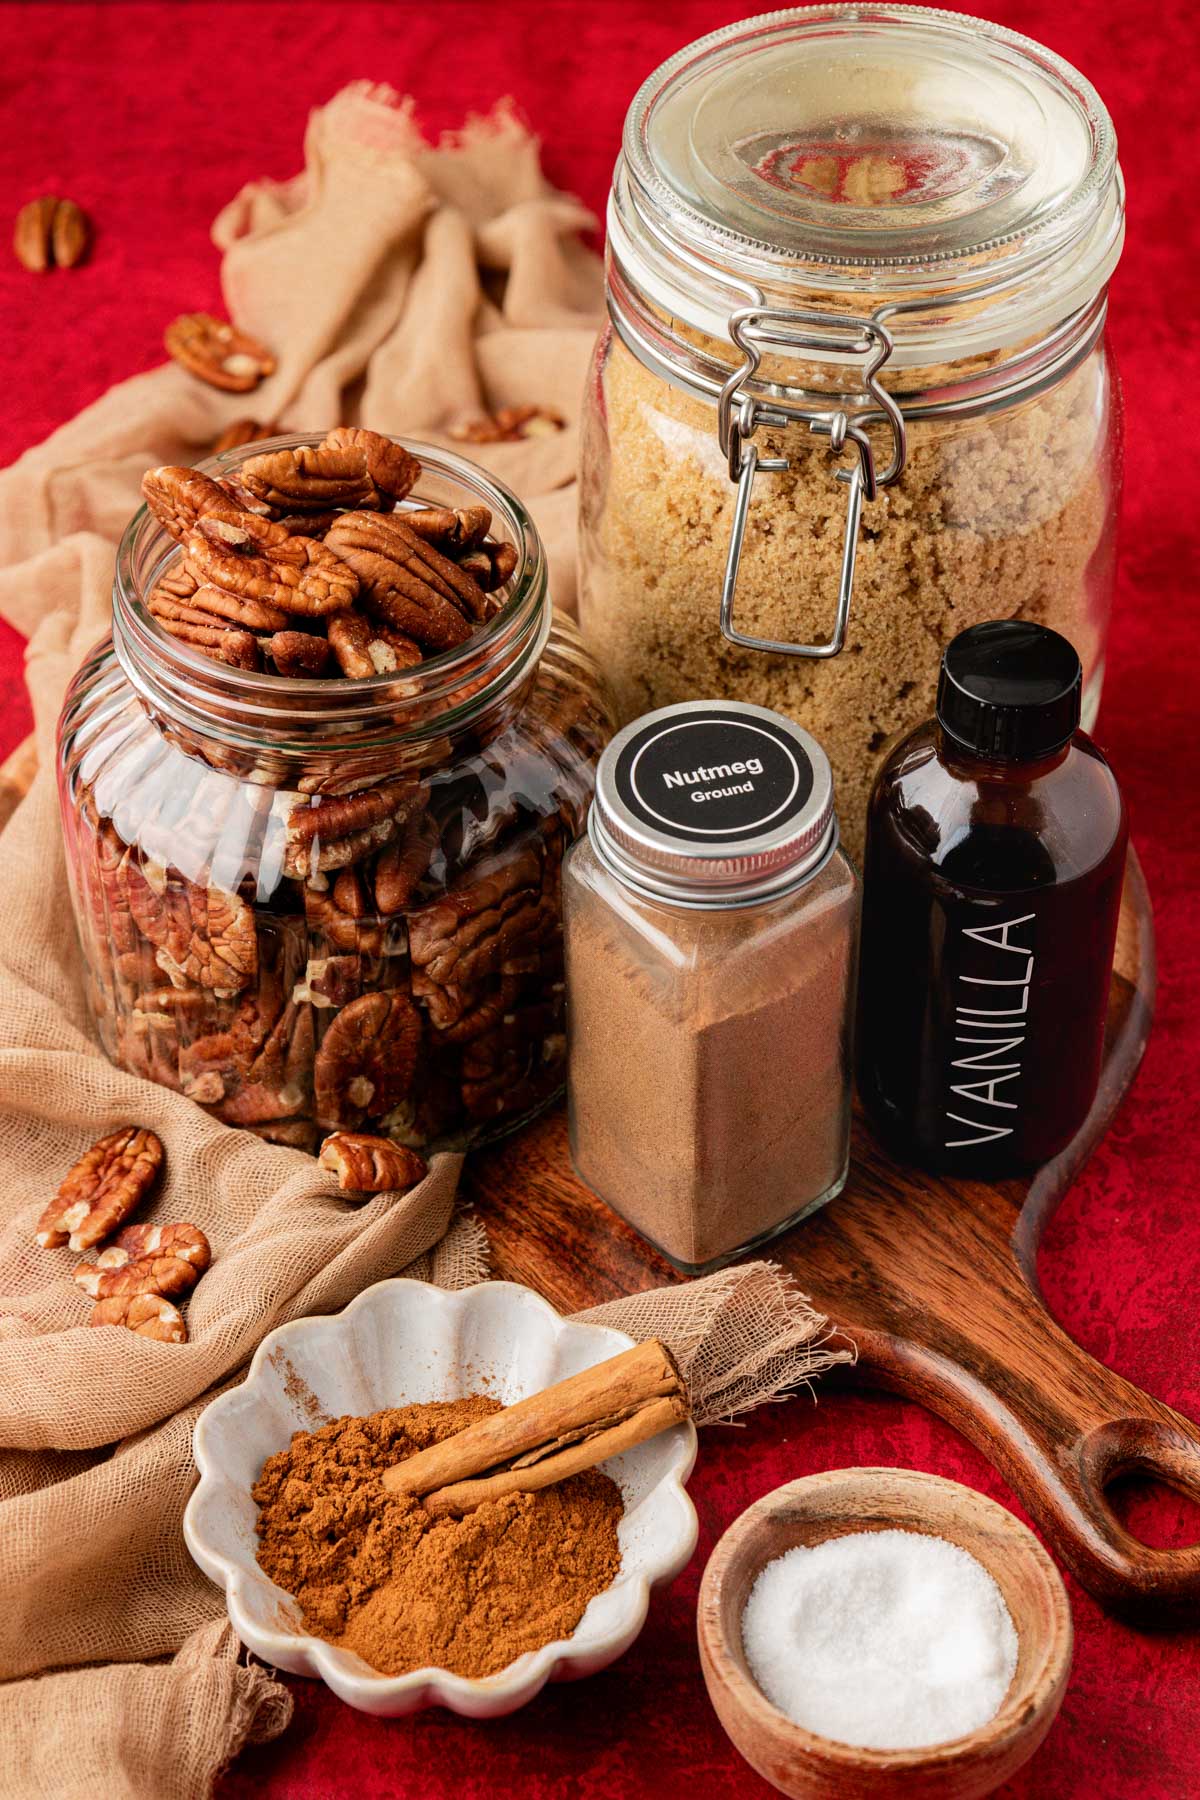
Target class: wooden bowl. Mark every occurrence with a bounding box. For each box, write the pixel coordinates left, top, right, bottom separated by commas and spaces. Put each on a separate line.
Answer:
698, 1468, 1072, 1800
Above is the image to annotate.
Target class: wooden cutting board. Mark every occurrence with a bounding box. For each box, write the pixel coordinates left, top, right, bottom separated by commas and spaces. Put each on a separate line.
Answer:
464, 848, 1200, 1622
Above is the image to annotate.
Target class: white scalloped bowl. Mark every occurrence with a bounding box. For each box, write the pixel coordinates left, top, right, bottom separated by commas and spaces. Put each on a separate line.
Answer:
184, 1278, 699, 1718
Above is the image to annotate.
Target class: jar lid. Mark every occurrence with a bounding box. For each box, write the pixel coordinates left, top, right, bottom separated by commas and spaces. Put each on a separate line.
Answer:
937, 620, 1082, 761
590, 700, 837, 906
614, 6, 1123, 364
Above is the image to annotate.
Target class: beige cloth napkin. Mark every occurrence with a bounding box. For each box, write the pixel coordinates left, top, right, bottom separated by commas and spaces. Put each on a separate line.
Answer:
0, 86, 849, 1800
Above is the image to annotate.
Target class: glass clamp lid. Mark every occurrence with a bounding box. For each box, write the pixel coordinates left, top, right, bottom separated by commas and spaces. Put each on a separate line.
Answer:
610, 5, 1124, 660
589, 700, 837, 907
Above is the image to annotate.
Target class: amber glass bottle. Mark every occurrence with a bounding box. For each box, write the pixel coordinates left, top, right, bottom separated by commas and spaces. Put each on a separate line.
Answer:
857, 621, 1127, 1174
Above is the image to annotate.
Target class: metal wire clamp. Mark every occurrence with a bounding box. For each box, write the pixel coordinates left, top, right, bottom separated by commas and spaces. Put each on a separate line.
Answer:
717, 307, 906, 659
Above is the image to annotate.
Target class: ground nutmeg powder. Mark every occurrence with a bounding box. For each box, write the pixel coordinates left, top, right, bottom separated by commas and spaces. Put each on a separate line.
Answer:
253, 1397, 624, 1679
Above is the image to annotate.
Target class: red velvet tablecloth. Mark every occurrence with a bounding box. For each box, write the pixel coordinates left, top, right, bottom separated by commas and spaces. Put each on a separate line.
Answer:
2, 4, 1199, 1795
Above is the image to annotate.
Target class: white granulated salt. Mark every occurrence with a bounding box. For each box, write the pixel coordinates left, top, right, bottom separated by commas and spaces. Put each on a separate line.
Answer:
741, 1527, 1019, 1750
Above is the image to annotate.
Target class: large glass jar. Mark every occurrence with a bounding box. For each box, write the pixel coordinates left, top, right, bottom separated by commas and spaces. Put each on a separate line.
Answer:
579, 5, 1125, 861
57, 440, 613, 1153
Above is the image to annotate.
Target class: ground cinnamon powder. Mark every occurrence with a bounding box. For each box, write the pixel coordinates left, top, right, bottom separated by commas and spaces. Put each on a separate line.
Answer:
252, 1397, 624, 1679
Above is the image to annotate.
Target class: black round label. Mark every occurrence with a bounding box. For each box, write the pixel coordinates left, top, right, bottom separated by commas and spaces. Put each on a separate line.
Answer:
613, 711, 813, 843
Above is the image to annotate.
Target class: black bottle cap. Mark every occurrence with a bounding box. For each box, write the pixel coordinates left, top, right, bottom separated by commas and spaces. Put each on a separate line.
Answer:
936, 620, 1082, 762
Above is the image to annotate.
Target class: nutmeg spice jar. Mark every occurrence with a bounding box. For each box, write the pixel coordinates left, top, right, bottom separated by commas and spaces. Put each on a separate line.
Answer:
57, 439, 613, 1152
564, 701, 860, 1273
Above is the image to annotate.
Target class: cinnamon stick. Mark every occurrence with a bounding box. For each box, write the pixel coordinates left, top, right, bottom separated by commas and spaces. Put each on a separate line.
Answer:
381, 1339, 689, 1516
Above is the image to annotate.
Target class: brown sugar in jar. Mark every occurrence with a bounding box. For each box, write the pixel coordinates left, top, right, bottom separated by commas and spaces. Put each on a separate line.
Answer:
564, 701, 859, 1272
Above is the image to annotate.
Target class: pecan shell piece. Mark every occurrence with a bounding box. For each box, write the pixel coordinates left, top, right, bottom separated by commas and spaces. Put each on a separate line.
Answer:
165, 313, 275, 393
89, 1292, 187, 1344
36, 1127, 164, 1252
318, 1132, 427, 1194
313, 990, 422, 1128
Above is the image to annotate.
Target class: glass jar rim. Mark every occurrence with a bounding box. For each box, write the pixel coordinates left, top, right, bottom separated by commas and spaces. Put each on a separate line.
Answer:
111, 436, 550, 755
614, 5, 1124, 366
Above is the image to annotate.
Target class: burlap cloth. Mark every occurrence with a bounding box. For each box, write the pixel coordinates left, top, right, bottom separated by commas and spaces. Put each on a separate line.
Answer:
0, 85, 851, 1800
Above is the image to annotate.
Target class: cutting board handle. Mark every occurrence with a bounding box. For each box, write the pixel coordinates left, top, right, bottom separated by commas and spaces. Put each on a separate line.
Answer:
1068, 1413, 1200, 1612
913, 1289, 1200, 1619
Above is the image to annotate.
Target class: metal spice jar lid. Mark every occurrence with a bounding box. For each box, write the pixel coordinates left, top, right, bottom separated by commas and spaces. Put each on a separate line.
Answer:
589, 699, 837, 907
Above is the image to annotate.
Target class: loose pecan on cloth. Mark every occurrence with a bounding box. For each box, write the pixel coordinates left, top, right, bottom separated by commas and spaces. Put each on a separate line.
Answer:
165, 313, 275, 392
35, 1127, 164, 1252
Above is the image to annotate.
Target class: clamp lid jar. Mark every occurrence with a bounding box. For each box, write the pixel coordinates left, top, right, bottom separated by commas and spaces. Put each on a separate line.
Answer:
564, 701, 860, 1274
579, 5, 1125, 859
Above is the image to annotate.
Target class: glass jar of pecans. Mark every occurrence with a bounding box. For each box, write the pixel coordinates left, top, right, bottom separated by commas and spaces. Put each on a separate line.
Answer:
57, 435, 612, 1152
579, 5, 1126, 860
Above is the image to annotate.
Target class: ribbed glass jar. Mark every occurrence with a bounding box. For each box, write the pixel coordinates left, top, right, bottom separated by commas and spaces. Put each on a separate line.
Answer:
57, 438, 613, 1152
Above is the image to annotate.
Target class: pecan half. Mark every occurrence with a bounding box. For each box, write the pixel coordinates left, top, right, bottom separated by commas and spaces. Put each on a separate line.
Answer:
14, 196, 90, 271
124, 862, 257, 994
283, 779, 427, 878
182, 580, 292, 633
185, 517, 358, 617
313, 990, 422, 1127
458, 540, 519, 593
179, 975, 313, 1124
408, 834, 558, 1027
146, 589, 260, 669
401, 504, 491, 552
318, 1132, 427, 1194
74, 1222, 210, 1299
36, 1127, 164, 1251
265, 630, 333, 677
238, 427, 420, 514
374, 813, 439, 914
165, 313, 275, 392
115, 1009, 184, 1092
107, 1220, 212, 1269
248, 1118, 321, 1152
90, 1292, 187, 1344
142, 466, 273, 545
324, 513, 487, 649
212, 419, 277, 456
462, 1011, 566, 1121
303, 868, 384, 953
88, 813, 139, 956
326, 609, 422, 678
147, 562, 200, 607
450, 405, 565, 443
